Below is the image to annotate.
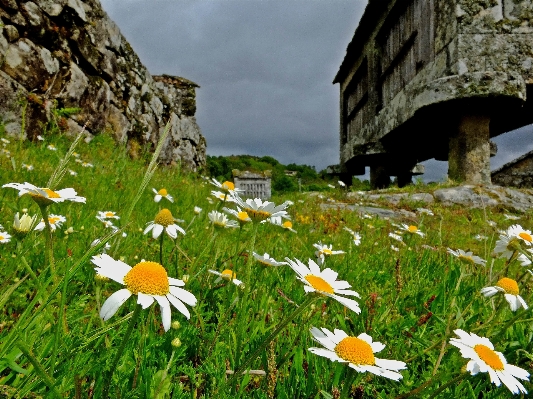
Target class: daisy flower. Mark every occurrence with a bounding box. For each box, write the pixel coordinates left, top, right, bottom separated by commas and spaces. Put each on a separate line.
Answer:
208, 210, 239, 229
208, 269, 243, 286
391, 245, 399, 252
21, 164, 34, 171
13, 212, 37, 236
253, 252, 287, 267
269, 216, 296, 232
144, 209, 185, 239
1, 138, 10, 145
211, 190, 235, 203
480, 277, 528, 311
506, 225, 533, 246
494, 225, 533, 261
449, 329, 529, 394
0, 231, 11, 243
36, 135, 44, 141
338, 180, 346, 187
308, 327, 406, 381
97, 211, 120, 220
231, 196, 290, 223
210, 179, 243, 196
504, 214, 520, 221
47, 144, 57, 151
223, 206, 251, 225
81, 162, 93, 168
35, 214, 66, 232
389, 232, 403, 242
194, 206, 202, 215
152, 188, 173, 203
313, 241, 345, 264
285, 257, 360, 313
72, 152, 80, 158
68, 169, 78, 176
344, 227, 361, 246
91, 238, 111, 254
447, 248, 486, 266
398, 224, 425, 237
417, 208, 434, 216
2, 182, 86, 206
91, 255, 197, 330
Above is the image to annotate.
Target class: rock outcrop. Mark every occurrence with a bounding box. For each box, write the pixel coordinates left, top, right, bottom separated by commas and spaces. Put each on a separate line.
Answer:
0, 0, 206, 170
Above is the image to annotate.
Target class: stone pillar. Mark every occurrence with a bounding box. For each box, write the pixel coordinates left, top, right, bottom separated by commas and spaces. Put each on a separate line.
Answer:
370, 165, 391, 189
448, 115, 491, 184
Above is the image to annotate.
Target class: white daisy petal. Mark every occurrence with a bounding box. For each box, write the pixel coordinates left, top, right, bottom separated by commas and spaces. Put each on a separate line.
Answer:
100, 289, 131, 320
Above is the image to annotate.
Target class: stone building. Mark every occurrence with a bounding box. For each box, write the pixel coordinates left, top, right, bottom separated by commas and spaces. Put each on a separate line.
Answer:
0, 0, 206, 170
232, 169, 271, 199
492, 150, 533, 187
334, 0, 533, 188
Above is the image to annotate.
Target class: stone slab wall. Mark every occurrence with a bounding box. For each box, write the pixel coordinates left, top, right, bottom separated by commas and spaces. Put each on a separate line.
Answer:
0, 0, 206, 171
492, 150, 533, 187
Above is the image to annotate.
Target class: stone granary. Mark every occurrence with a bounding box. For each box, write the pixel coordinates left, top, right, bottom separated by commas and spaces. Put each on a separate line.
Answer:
492, 149, 533, 187
232, 169, 272, 199
333, 0, 533, 188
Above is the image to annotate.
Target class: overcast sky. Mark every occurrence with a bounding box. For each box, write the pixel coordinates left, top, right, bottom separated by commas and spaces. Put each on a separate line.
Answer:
100, 0, 533, 181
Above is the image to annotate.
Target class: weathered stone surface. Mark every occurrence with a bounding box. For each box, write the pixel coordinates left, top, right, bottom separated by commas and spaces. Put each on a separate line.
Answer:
492, 150, 533, 188
0, 0, 206, 170
321, 203, 417, 220
433, 185, 500, 207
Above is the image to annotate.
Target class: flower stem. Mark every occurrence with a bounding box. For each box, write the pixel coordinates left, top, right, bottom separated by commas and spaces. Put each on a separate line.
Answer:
38, 204, 55, 274
102, 304, 143, 398
227, 294, 318, 389
159, 232, 165, 266
340, 367, 357, 399
427, 373, 466, 398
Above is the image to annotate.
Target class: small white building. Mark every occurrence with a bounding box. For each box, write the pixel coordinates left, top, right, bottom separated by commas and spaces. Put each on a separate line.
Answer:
232, 169, 271, 199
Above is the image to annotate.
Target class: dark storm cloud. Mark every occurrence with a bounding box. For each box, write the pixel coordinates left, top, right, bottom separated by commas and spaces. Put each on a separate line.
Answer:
100, 0, 365, 171
100, 0, 533, 178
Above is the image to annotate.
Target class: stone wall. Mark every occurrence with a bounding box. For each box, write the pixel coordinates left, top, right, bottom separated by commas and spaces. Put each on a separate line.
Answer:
492, 150, 533, 187
0, 0, 206, 170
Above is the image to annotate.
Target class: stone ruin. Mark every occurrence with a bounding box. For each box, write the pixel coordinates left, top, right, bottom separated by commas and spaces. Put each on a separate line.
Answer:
232, 169, 272, 199
333, 0, 533, 188
0, 0, 206, 170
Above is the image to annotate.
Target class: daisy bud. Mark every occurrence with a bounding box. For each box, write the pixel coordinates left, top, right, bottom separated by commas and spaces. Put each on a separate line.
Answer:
171, 338, 182, 348
171, 321, 181, 330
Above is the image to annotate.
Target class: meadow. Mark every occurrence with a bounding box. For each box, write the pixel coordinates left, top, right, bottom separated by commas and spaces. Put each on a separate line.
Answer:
0, 126, 532, 399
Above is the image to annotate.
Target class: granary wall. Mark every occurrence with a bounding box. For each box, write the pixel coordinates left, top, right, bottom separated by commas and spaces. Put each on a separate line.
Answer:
492, 151, 533, 187
0, 0, 206, 170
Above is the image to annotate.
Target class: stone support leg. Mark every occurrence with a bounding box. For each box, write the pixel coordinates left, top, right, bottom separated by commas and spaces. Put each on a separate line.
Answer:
370, 165, 390, 189
448, 115, 491, 184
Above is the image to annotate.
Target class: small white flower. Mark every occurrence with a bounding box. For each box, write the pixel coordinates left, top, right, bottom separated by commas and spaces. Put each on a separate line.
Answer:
398, 224, 425, 237
480, 277, 528, 312
208, 269, 243, 286
152, 188, 173, 203
447, 248, 486, 266
97, 211, 120, 220
47, 144, 57, 151
194, 206, 202, 215
0, 231, 12, 243
35, 214, 66, 232
21, 164, 34, 171
208, 210, 239, 229
144, 209, 185, 239
253, 252, 287, 267
343, 227, 361, 246
416, 208, 434, 216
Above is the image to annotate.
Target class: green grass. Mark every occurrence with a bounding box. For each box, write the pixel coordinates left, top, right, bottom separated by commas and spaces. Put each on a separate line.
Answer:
0, 130, 532, 398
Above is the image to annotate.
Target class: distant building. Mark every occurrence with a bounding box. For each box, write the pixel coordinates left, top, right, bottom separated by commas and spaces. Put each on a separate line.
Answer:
232, 170, 272, 199
284, 170, 298, 177
492, 151, 533, 188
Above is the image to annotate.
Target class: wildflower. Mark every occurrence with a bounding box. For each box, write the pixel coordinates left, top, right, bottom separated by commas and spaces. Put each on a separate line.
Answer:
75, 158, 83, 164
389, 232, 403, 242
152, 188, 174, 203
270, 216, 296, 232
0, 231, 11, 243
171, 338, 182, 348
475, 234, 488, 241
1, 138, 10, 145
144, 209, 185, 239
208, 210, 239, 229
253, 252, 287, 267
344, 227, 361, 246
447, 248, 486, 266
2, 149, 10, 156
81, 162, 93, 168
506, 225, 533, 246
208, 269, 243, 286
21, 164, 34, 171
480, 277, 528, 311
91, 238, 111, 254
338, 180, 346, 187
417, 208, 434, 216
231, 196, 290, 223
210, 178, 243, 195
35, 214, 66, 232
449, 329, 529, 394
308, 327, 406, 380
327, 184, 335, 189
72, 152, 80, 158
285, 257, 360, 313
97, 211, 120, 220
504, 214, 520, 221
391, 245, 399, 252
494, 225, 533, 261
13, 212, 37, 236
47, 144, 57, 151
68, 169, 77, 176
36, 135, 44, 141
91, 254, 197, 330
194, 206, 202, 215
97, 217, 117, 230
223, 206, 251, 225
3, 182, 86, 206
399, 224, 425, 237
211, 190, 235, 203
313, 242, 345, 264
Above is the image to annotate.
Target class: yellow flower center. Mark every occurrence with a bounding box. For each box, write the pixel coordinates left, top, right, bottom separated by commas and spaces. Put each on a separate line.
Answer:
49, 216, 61, 225
0, 235, 4, 240
496, 277, 519, 295
222, 181, 235, 191
123, 261, 169, 295
321, 248, 333, 256
283, 221, 293, 229
408, 225, 418, 233
154, 209, 174, 227
458, 255, 474, 264
305, 274, 334, 294
221, 269, 236, 280
246, 208, 271, 222
105, 212, 115, 217
473, 344, 504, 370
237, 211, 250, 221
334, 337, 375, 365
30, 188, 60, 199
158, 188, 168, 196
519, 232, 532, 242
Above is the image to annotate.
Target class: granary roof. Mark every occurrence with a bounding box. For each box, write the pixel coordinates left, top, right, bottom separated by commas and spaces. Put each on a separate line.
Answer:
491, 150, 533, 175
333, 0, 393, 84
